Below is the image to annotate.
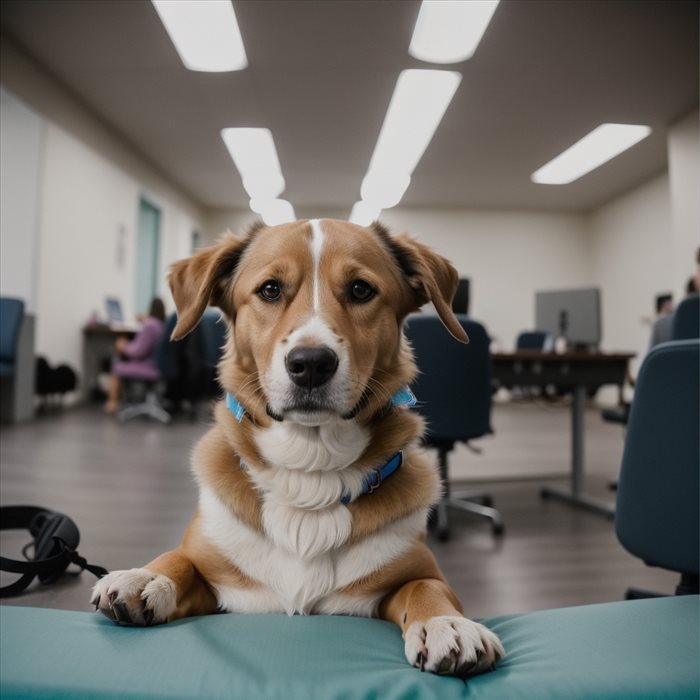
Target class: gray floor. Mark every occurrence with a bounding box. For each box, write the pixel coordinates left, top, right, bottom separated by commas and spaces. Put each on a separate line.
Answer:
0, 401, 677, 618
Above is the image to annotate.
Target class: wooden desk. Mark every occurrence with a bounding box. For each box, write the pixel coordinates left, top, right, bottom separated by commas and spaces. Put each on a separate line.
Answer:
82, 324, 137, 400
492, 351, 635, 517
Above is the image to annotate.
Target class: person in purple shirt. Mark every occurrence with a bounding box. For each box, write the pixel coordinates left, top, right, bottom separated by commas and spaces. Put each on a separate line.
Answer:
104, 298, 166, 414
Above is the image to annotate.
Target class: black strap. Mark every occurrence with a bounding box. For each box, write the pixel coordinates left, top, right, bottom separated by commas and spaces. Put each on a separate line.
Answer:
64, 547, 109, 579
0, 505, 109, 598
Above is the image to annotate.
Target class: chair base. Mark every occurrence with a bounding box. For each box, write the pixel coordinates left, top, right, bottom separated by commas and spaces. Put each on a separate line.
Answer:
428, 443, 505, 541
431, 495, 505, 541
118, 390, 171, 424
625, 572, 699, 600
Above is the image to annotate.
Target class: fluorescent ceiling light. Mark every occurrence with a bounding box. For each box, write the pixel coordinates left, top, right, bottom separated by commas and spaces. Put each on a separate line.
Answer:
531, 124, 652, 185
361, 69, 461, 208
349, 201, 382, 227
361, 172, 410, 209
409, 0, 500, 64
151, 0, 247, 72
221, 128, 286, 200
249, 199, 296, 226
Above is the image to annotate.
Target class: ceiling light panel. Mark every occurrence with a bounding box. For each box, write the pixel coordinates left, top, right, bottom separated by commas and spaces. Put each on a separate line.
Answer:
151, 0, 247, 72
531, 123, 652, 185
361, 69, 461, 209
349, 201, 382, 226
221, 128, 286, 200
409, 0, 500, 64
249, 198, 296, 226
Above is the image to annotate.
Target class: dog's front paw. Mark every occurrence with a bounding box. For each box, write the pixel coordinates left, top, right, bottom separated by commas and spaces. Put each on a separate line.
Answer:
404, 615, 504, 676
90, 568, 177, 626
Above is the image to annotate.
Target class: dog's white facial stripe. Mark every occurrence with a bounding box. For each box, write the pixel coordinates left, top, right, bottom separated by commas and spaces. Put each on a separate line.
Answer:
309, 219, 325, 313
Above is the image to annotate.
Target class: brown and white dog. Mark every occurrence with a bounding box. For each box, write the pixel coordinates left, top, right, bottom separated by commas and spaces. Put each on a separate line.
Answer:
91, 219, 504, 677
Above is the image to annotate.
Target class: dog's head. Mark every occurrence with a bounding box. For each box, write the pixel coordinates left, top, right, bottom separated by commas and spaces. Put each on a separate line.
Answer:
169, 219, 467, 427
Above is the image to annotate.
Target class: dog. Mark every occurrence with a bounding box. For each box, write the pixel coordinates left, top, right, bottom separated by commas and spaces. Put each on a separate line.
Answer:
91, 219, 504, 677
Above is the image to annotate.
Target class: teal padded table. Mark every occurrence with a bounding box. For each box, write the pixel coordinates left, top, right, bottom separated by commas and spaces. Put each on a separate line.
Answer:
1, 596, 698, 699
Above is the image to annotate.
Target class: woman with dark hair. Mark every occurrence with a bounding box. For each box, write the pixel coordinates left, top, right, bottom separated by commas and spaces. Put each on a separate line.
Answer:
103, 298, 166, 414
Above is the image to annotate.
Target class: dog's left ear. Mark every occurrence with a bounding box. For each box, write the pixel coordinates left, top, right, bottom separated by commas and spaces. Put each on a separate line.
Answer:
168, 232, 250, 341
379, 229, 469, 343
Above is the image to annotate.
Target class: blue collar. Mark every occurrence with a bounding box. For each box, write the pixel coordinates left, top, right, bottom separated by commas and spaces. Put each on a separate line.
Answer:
225, 386, 416, 424
341, 450, 403, 504
225, 392, 247, 422
227, 387, 415, 503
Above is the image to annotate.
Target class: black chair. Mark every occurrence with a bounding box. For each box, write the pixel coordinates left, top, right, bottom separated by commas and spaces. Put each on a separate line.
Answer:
160, 309, 226, 416
515, 330, 547, 350
615, 339, 699, 599
671, 294, 699, 340
603, 295, 700, 443
404, 315, 504, 540
0, 297, 24, 379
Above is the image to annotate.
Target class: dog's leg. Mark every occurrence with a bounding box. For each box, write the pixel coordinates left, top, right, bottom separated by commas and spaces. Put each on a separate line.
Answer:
380, 578, 504, 676
91, 550, 218, 625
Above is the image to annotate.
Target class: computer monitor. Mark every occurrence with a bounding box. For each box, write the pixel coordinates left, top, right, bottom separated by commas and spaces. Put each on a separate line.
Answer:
535, 287, 601, 350
452, 278, 470, 315
105, 297, 124, 324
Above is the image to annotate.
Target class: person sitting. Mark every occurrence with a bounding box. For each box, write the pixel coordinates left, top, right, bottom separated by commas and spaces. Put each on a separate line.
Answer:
103, 298, 166, 414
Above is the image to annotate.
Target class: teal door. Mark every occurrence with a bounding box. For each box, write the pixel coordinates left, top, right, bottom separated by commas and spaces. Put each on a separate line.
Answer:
135, 199, 161, 316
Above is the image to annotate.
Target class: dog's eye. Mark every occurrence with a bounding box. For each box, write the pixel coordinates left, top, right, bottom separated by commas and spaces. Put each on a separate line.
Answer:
349, 280, 376, 303
258, 279, 282, 302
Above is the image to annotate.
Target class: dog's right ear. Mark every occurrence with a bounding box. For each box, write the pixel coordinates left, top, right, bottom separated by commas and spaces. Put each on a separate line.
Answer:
168, 232, 250, 341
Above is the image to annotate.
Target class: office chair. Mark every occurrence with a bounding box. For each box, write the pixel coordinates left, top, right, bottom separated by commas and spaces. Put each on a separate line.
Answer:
404, 315, 504, 540
602, 294, 699, 448
198, 308, 227, 395
144, 309, 226, 421
615, 339, 699, 599
118, 328, 172, 424
515, 330, 547, 350
0, 297, 25, 379
671, 293, 699, 340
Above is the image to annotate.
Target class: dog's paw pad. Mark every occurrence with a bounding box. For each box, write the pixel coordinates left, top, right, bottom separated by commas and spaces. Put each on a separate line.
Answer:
405, 616, 504, 676
91, 568, 176, 626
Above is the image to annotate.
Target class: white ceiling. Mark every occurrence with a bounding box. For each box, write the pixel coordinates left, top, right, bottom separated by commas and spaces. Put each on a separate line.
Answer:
1, 0, 698, 213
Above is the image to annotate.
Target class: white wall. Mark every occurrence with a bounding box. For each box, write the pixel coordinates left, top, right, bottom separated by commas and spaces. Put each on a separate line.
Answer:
0, 38, 206, 376
0, 87, 44, 311
668, 108, 700, 297
33, 124, 200, 369
381, 208, 592, 351
588, 173, 672, 383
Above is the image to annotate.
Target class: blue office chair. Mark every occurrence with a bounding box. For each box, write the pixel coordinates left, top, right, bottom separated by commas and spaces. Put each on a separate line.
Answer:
516, 330, 547, 350
152, 309, 226, 420
671, 294, 699, 340
199, 308, 227, 372
404, 315, 504, 540
615, 339, 699, 598
0, 297, 25, 378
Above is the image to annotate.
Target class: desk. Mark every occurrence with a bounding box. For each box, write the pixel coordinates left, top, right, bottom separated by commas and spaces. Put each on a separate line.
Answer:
82, 324, 137, 400
492, 351, 634, 517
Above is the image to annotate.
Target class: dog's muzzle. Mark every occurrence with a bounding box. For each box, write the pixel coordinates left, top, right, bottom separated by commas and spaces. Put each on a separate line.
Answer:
285, 345, 339, 390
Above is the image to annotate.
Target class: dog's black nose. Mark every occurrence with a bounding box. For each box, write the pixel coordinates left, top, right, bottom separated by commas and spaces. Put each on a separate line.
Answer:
285, 346, 339, 389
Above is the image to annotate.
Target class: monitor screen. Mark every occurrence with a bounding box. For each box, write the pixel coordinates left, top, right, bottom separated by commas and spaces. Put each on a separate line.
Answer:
535, 287, 601, 348
105, 297, 124, 324
452, 278, 470, 315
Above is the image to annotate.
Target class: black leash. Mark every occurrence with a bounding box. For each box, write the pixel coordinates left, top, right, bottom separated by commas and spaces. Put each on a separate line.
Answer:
0, 505, 109, 598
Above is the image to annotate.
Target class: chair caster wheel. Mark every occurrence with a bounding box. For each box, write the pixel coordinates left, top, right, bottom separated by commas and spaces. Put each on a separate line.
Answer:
437, 529, 450, 542
492, 522, 505, 536
482, 496, 494, 508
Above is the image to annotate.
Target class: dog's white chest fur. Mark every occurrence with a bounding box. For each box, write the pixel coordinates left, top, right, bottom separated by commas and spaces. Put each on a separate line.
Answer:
198, 420, 425, 616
